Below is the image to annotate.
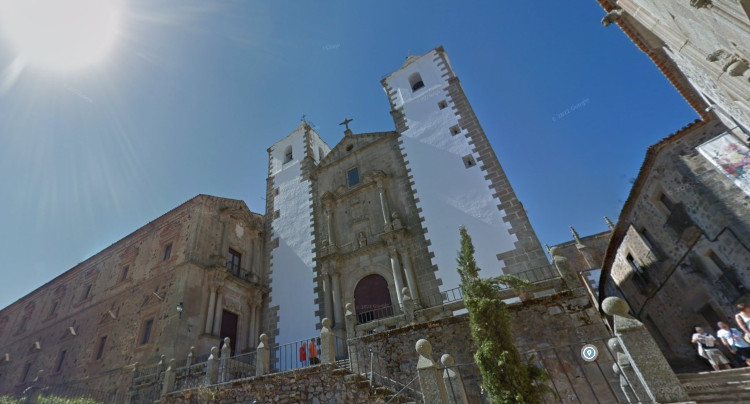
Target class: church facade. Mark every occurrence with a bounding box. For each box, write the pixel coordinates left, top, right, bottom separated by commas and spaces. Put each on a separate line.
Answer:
262, 47, 552, 346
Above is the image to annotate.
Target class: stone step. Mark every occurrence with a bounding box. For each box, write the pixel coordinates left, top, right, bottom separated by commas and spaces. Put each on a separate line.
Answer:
677, 368, 750, 382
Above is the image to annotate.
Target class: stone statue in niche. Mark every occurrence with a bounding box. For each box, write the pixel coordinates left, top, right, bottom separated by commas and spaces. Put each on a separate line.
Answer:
391, 211, 403, 230
358, 232, 367, 248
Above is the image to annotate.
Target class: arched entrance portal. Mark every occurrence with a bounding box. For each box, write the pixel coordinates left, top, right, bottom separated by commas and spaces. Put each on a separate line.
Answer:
354, 274, 394, 323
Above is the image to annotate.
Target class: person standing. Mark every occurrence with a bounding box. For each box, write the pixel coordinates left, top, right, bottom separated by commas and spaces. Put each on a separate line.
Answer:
298, 343, 307, 366
717, 321, 750, 367
692, 327, 731, 371
308, 338, 319, 365
734, 304, 750, 337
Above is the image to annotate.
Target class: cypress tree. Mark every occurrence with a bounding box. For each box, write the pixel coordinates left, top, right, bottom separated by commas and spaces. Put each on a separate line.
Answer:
456, 226, 548, 404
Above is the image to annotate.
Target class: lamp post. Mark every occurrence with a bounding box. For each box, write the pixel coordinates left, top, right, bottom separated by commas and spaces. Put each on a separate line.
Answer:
176, 302, 184, 319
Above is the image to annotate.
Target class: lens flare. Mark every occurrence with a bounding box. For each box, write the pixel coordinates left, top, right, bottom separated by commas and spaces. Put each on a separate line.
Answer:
0, 0, 121, 71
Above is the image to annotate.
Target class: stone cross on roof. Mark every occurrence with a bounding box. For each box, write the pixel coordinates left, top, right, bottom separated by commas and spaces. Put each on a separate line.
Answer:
339, 118, 353, 135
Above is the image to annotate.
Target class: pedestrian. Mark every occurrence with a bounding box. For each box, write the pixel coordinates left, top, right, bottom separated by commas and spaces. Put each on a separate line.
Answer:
298, 342, 307, 366
734, 304, 750, 341
692, 326, 731, 371
717, 321, 750, 367
308, 338, 319, 365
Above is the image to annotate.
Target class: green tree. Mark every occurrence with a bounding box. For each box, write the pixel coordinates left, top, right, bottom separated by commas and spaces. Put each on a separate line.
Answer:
456, 226, 548, 404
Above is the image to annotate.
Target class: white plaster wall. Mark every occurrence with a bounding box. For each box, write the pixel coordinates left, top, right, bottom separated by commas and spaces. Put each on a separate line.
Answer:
384, 51, 517, 292
267, 126, 318, 345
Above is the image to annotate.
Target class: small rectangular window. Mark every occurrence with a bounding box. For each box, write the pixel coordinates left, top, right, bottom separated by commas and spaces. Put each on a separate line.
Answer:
140, 319, 153, 345
163, 243, 172, 261
438, 100, 448, 110
55, 350, 66, 373
462, 155, 476, 168
659, 193, 675, 212
81, 284, 91, 301
120, 265, 129, 282
626, 254, 642, 274
48, 302, 58, 317
450, 125, 461, 135
348, 167, 360, 187
21, 363, 31, 382
95, 336, 107, 360
226, 249, 242, 274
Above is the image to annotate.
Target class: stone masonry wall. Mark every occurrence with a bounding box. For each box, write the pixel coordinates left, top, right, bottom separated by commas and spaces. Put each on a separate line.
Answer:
163, 365, 391, 404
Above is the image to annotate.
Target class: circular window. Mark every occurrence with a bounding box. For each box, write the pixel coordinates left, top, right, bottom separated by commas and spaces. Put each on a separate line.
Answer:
345, 144, 354, 152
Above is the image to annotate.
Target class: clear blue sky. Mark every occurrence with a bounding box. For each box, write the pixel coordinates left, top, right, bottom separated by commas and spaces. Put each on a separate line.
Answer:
0, 1, 696, 309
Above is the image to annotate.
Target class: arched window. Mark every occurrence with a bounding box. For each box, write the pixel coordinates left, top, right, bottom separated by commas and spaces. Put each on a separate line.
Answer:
408, 72, 425, 92
354, 274, 394, 323
283, 145, 293, 164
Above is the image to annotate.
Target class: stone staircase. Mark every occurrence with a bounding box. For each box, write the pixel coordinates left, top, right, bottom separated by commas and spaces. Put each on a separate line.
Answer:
678, 368, 750, 403
333, 358, 419, 403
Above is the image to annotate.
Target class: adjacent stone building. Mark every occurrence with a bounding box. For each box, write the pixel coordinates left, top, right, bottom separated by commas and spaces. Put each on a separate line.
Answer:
0, 195, 266, 395
600, 119, 750, 371
593, 0, 750, 372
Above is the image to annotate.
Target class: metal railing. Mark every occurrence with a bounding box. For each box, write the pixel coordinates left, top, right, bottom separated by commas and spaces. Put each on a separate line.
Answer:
355, 305, 395, 324
220, 351, 257, 383
511, 265, 559, 284
272, 338, 322, 372
423, 286, 464, 308
347, 339, 422, 402
520, 338, 624, 403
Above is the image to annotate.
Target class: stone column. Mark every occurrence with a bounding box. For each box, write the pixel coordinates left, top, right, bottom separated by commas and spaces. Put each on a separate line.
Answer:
253, 299, 262, 344
331, 270, 343, 326
206, 347, 219, 385
441, 354, 468, 404
246, 300, 256, 349
161, 359, 176, 396
322, 267, 333, 324
205, 286, 217, 334
320, 318, 336, 365
389, 250, 405, 306
344, 303, 356, 339
212, 288, 223, 335
400, 247, 420, 303
415, 339, 449, 404
376, 180, 392, 231
325, 207, 335, 246
256, 334, 270, 376
602, 297, 690, 403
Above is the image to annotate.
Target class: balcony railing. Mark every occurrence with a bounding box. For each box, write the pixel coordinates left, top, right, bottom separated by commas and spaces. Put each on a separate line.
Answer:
225, 261, 258, 283
355, 305, 395, 325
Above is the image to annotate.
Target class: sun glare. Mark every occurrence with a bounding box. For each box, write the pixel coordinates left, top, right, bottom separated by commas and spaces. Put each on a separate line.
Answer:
0, 0, 121, 71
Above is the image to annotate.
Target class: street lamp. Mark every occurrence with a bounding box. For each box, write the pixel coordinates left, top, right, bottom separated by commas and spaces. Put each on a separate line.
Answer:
177, 302, 184, 319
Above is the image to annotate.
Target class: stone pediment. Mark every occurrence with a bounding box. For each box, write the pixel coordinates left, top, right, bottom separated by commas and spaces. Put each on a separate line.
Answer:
317, 131, 397, 168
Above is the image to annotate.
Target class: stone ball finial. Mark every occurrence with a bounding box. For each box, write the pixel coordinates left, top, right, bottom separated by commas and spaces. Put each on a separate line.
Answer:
440, 354, 455, 367
607, 337, 623, 353
224, 337, 231, 344
415, 339, 432, 356
322, 318, 331, 328
169, 358, 176, 367
602, 297, 630, 317
612, 363, 620, 375
402, 287, 410, 297
210, 346, 219, 355
259, 333, 268, 343
345, 303, 354, 312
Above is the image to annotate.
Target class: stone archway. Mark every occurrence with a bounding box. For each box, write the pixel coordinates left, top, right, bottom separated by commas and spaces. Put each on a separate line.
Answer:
354, 274, 394, 323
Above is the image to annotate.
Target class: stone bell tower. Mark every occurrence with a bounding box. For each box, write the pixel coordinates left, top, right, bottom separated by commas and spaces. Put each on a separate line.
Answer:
381, 46, 550, 291
262, 123, 331, 346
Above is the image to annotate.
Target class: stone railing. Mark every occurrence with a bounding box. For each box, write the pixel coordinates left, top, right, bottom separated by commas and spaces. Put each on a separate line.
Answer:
602, 296, 692, 403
